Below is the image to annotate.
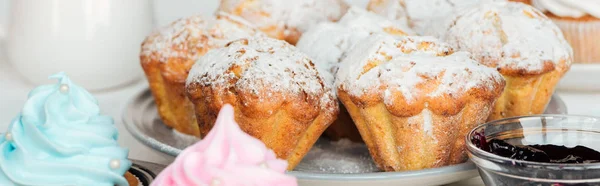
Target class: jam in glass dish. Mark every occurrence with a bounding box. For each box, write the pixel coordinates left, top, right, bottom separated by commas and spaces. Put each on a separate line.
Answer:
466, 115, 600, 186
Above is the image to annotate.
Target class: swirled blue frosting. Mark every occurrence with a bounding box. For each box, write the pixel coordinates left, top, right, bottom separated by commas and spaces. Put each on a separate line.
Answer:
0, 73, 132, 186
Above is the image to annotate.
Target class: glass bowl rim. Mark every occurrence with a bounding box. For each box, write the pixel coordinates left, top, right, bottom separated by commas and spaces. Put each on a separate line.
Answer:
466, 114, 600, 170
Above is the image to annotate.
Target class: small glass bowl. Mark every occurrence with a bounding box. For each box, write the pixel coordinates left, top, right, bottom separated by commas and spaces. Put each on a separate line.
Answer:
466, 115, 600, 186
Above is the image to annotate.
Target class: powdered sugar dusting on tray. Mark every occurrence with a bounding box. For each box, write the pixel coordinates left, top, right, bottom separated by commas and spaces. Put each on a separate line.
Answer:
294, 139, 379, 173
296, 7, 414, 84
186, 36, 336, 112
219, 0, 348, 36
439, 1, 573, 73
141, 12, 259, 63
336, 34, 504, 103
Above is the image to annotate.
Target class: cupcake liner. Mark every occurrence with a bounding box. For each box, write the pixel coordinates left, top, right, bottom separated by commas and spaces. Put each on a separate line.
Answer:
551, 18, 600, 63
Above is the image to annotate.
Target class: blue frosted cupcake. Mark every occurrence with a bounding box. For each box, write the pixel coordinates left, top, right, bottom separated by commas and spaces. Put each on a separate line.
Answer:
0, 73, 138, 186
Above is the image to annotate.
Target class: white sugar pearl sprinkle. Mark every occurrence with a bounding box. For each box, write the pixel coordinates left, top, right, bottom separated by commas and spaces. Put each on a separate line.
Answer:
109, 159, 121, 170
259, 162, 269, 168
4, 133, 12, 141
211, 178, 221, 186
59, 84, 70, 93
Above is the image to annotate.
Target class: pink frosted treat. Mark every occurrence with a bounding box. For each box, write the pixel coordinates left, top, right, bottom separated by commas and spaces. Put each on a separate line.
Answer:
152, 104, 298, 186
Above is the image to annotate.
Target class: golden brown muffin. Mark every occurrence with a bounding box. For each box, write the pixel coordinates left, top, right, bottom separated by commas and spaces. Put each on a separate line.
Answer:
335, 34, 505, 171
217, 0, 349, 44
140, 13, 260, 136
437, 1, 573, 121
185, 36, 339, 170
296, 7, 414, 142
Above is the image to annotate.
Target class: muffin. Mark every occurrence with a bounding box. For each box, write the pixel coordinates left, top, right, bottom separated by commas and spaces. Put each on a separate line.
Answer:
509, 0, 530, 4
0, 73, 138, 186
297, 7, 414, 76
140, 13, 260, 136
437, 1, 573, 120
296, 7, 414, 142
152, 104, 297, 186
335, 35, 505, 171
185, 36, 339, 170
367, 0, 487, 35
217, 0, 349, 44
532, 0, 600, 63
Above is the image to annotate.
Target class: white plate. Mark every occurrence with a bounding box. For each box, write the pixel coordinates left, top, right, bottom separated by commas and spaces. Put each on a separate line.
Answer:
123, 88, 567, 186
558, 64, 600, 91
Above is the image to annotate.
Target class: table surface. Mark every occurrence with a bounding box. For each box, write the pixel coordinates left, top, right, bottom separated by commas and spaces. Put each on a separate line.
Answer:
1, 45, 600, 186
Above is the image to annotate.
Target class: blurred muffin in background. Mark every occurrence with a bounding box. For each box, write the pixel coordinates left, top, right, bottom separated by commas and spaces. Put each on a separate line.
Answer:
531, 0, 600, 63
508, 0, 530, 4
367, 0, 491, 35
218, 0, 349, 44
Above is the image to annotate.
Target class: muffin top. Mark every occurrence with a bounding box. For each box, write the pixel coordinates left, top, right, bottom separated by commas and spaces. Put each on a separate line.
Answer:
218, 0, 349, 43
141, 12, 260, 82
296, 7, 414, 80
152, 105, 297, 186
337, 6, 414, 35
439, 1, 573, 75
0, 73, 131, 186
336, 35, 505, 116
186, 36, 338, 120
532, 0, 600, 19
367, 0, 487, 35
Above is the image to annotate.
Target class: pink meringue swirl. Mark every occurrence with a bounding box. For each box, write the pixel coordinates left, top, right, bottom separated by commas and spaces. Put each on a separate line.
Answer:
152, 104, 298, 186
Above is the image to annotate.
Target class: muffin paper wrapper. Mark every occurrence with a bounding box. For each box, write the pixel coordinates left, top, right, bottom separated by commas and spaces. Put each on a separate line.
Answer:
551, 18, 600, 64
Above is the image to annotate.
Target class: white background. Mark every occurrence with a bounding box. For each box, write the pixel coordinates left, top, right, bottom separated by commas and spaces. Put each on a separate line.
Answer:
0, 0, 370, 32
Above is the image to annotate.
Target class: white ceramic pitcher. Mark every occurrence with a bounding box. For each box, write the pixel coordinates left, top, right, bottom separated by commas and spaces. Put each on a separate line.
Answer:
5, 0, 153, 91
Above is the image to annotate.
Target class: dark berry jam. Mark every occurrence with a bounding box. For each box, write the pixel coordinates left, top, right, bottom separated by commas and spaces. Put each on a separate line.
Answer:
472, 131, 600, 163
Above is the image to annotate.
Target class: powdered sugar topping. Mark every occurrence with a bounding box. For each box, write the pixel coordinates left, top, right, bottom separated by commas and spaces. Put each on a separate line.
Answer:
336, 34, 504, 103
368, 0, 502, 35
422, 107, 433, 136
219, 0, 348, 38
296, 7, 414, 85
367, 0, 409, 26
438, 1, 573, 74
141, 12, 260, 63
338, 7, 414, 35
186, 36, 336, 112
